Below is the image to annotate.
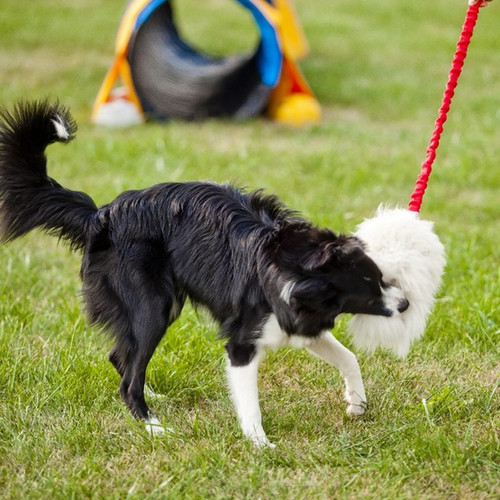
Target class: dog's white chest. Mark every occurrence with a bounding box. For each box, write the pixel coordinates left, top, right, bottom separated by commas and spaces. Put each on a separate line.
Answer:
258, 314, 316, 350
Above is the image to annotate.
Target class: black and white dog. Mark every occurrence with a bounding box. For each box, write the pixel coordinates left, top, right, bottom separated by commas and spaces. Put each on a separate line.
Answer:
0, 101, 409, 446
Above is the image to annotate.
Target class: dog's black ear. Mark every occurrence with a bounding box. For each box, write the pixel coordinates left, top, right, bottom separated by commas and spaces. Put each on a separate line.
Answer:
301, 240, 336, 272
336, 237, 367, 264
277, 226, 345, 273
301, 235, 366, 272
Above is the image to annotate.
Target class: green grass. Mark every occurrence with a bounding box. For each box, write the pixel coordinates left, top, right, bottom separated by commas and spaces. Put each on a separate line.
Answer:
0, 0, 499, 498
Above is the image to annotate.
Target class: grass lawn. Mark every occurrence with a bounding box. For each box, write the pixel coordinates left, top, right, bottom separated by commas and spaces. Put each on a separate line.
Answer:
0, 0, 498, 498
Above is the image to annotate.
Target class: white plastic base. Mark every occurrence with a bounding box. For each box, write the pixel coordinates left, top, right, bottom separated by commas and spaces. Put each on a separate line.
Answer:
93, 89, 144, 128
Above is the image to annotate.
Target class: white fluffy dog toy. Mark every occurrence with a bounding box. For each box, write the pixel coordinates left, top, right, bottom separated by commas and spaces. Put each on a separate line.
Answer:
347, 2, 484, 357
349, 207, 445, 358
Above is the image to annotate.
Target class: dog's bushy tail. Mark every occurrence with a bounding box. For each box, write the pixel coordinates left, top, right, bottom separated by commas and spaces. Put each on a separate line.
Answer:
0, 100, 98, 250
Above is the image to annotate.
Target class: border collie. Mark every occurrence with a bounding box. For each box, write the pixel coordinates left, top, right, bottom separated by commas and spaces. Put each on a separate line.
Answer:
0, 101, 409, 447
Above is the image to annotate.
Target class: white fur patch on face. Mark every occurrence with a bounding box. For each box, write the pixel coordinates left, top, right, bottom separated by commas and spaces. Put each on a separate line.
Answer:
51, 115, 70, 140
349, 207, 446, 358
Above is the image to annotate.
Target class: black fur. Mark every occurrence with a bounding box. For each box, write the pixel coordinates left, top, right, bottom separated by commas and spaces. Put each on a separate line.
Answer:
0, 101, 403, 423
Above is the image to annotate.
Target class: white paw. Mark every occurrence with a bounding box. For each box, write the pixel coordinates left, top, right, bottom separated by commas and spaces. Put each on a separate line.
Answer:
242, 424, 275, 448
345, 390, 367, 416
143, 416, 174, 436
347, 403, 367, 416
249, 434, 276, 449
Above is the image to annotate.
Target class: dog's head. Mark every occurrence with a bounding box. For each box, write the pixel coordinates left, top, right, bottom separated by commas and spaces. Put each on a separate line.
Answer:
274, 227, 409, 335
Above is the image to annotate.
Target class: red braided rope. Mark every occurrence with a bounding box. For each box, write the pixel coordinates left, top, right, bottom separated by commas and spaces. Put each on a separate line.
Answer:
408, 3, 481, 212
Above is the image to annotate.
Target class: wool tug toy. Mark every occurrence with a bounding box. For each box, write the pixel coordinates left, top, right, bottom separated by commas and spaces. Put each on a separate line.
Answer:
348, 3, 486, 358
92, 0, 321, 126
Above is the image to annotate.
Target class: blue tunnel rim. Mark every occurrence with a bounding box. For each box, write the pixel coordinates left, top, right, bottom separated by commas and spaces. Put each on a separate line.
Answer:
132, 0, 283, 87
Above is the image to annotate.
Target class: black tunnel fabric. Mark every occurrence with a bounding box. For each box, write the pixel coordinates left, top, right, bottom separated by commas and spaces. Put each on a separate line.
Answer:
128, 2, 273, 120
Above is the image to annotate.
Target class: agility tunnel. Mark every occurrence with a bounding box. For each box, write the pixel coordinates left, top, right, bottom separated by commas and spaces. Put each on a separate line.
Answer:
92, 0, 321, 126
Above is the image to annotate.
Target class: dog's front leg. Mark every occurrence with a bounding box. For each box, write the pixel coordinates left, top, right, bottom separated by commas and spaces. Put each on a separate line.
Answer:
307, 332, 367, 415
225, 347, 274, 448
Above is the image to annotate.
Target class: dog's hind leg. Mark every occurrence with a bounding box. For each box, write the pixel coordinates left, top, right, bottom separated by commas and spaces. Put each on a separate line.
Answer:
109, 336, 133, 378
83, 239, 183, 434
116, 290, 178, 435
307, 332, 367, 415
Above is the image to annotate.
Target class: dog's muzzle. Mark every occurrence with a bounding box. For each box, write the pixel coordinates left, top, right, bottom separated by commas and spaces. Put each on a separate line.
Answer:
397, 297, 410, 314
383, 285, 410, 316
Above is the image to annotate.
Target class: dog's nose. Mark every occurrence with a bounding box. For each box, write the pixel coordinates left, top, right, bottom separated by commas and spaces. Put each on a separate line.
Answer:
398, 298, 410, 313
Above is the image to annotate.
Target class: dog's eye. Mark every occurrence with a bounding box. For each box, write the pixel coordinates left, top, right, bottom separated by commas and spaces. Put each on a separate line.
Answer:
363, 277, 373, 283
